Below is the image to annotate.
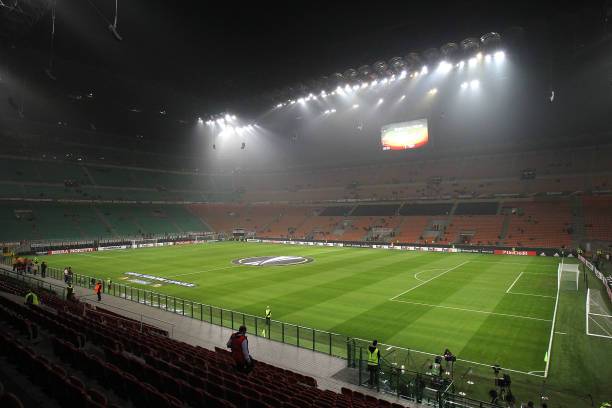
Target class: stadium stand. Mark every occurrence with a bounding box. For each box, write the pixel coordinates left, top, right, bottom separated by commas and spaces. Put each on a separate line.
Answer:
583, 196, 612, 241
0, 272, 406, 408
504, 201, 574, 248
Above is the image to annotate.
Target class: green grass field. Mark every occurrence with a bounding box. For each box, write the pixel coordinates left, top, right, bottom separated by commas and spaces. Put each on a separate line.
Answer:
41, 242, 611, 406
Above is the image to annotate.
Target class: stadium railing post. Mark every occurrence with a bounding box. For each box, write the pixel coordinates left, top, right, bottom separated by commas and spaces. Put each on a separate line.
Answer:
297, 326, 300, 348
254, 316, 258, 336
209, 306, 212, 323
231, 311, 234, 330
242, 313, 245, 327
312, 329, 315, 351
181, 299, 185, 315
220, 309, 223, 327
329, 333, 332, 355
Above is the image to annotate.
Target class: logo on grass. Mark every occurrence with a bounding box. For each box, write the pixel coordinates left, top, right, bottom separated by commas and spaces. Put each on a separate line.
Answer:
232, 256, 313, 266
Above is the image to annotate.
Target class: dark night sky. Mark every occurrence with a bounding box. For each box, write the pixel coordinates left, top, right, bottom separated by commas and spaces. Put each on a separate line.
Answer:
10, 0, 597, 109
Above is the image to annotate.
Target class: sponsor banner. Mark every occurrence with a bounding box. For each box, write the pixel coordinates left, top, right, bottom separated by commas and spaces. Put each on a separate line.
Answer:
174, 240, 196, 245
47, 247, 96, 255
138, 243, 156, 248
98, 245, 129, 251
124, 272, 195, 287
494, 250, 537, 256
246, 239, 261, 243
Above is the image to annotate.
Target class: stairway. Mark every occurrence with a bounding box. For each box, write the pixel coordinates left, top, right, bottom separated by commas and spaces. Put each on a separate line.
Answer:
93, 206, 117, 236
570, 196, 585, 247
499, 212, 511, 244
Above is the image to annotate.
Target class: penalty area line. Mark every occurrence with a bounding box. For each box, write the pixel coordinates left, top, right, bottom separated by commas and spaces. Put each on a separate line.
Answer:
390, 299, 552, 322
167, 265, 238, 278
390, 260, 470, 300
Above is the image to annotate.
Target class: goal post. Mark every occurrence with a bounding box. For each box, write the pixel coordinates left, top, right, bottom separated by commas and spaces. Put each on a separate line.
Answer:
558, 262, 580, 291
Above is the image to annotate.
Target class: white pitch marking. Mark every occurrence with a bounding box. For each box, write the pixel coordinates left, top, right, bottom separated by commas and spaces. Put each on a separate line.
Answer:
413, 268, 447, 283
167, 265, 238, 277
506, 271, 524, 293
589, 312, 612, 318
390, 260, 470, 300
390, 298, 552, 322
554, 331, 567, 335
507, 292, 556, 299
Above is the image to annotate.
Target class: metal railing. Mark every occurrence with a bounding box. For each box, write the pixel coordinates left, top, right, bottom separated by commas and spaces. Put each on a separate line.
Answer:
0, 265, 66, 299
35, 262, 351, 359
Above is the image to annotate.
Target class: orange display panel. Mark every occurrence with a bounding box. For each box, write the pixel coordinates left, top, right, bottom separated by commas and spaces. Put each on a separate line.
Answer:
381, 119, 428, 150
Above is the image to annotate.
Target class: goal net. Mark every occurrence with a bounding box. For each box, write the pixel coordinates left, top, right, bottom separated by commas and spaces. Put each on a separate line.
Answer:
586, 288, 612, 339
558, 262, 580, 291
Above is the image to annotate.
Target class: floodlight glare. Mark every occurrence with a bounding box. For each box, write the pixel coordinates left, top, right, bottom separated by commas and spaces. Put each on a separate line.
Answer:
468, 57, 477, 67
360, 83, 368, 89
225, 114, 231, 121
399, 95, 406, 101
352, 104, 359, 109
370, 80, 378, 87
290, 100, 296, 104
460, 82, 468, 90
399, 70, 407, 79
470, 79, 480, 89
276, 103, 283, 108
330, 108, 336, 113
421, 65, 428, 74
494, 51, 505, 61
197, 117, 204, 124
352, 84, 360, 90
437, 61, 452, 74
298, 97, 305, 104
377, 98, 384, 105
324, 110, 330, 114
476, 52, 483, 60
457, 60, 465, 68
484, 54, 492, 62
428, 88, 438, 95
381, 78, 388, 85
344, 84, 352, 92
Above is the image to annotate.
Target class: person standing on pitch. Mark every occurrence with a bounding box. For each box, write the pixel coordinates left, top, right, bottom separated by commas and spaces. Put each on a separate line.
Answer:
40, 261, 47, 278
367, 339, 380, 388
263, 305, 271, 337
94, 281, 102, 301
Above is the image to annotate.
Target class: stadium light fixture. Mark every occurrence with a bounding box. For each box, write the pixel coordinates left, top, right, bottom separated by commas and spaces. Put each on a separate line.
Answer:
197, 117, 204, 124
399, 95, 406, 101
484, 54, 492, 63
370, 79, 378, 87
330, 108, 336, 113
494, 51, 505, 61
360, 82, 368, 89
428, 88, 438, 95
298, 97, 305, 105
344, 84, 352, 92
399, 70, 407, 79
476, 52, 483, 60
225, 114, 231, 121
460, 82, 468, 90
276, 103, 283, 108
437, 61, 452, 74
232, 115, 236, 120
216, 118, 225, 125
470, 79, 480, 89
457, 60, 465, 69
352, 104, 359, 109
377, 98, 384, 105
324, 109, 330, 114
352, 84, 360, 91
421, 65, 428, 74
468, 57, 477, 67
381, 78, 388, 85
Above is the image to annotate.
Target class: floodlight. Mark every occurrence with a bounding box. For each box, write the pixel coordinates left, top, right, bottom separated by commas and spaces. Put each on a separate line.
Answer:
399, 95, 406, 101
324, 110, 330, 114
470, 79, 480, 89
330, 108, 336, 113
494, 51, 505, 61
370, 80, 378, 87
457, 60, 465, 68
428, 88, 438, 95
360, 83, 368, 89
352, 84, 360, 90
399, 70, 407, 79
460, 82, 468, 90
377, 98, 384, 105
225, 114, 231, 121
468, 57, 477, 67
437, 61, 452, 74
197, 117, 203, 124
298, 97, 305, 104
276, 103, 283, 108
421, 65, 428, 74
352, 104, 359, 109
476, 52, 483, 60
381, 78, 388, 85
484, 54, 492, 62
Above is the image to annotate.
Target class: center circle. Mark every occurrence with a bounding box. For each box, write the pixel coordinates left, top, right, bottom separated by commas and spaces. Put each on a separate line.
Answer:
232, 255, 313, 266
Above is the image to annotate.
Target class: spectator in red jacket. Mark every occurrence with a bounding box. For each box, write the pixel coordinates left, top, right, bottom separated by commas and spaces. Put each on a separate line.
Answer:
227, 325, 253, 373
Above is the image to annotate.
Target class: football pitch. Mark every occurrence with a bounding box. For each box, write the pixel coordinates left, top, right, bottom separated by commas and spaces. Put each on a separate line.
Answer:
41, 242, 611, 404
